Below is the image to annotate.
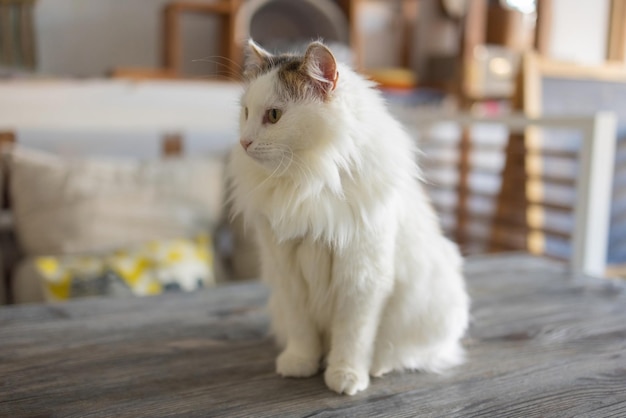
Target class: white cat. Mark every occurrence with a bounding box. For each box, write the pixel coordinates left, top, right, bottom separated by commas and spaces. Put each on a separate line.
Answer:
228, 40, 469, 395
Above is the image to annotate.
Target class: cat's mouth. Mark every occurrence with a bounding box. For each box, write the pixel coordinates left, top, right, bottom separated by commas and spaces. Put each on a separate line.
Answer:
245, 148, 263, 160
245, 148, 274, 164
244, 147, 291, 173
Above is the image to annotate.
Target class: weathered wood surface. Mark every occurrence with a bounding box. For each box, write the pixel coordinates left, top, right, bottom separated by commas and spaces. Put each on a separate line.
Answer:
1, 254, 625, 417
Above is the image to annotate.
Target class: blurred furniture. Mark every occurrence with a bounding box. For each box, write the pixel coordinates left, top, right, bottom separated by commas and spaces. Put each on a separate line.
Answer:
0, 80, 259, 304
433, 1, 552, 254
460, 0, 551, 101
2, 254, 625, 416
395, 110, 616, 277
0, 0, 37, 70
118, 0, 419, 80
0, 136, 223, 304
163, 0, 242, 77
400, 47, 626, 278
158, 0, 363, 77
500, 52, 626, 276
362, 0, 420, 89
112, 0, 242, 80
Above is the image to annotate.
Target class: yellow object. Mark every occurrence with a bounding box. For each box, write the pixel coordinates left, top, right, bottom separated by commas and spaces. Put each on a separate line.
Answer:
35, 234, 215, 301
364, 68, 418, 90
37, 257, 60, 277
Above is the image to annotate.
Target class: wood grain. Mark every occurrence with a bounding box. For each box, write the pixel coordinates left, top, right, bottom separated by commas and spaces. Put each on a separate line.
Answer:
608, 0, 626, 62
1, 254, 625, 417
161, 0, 242, 78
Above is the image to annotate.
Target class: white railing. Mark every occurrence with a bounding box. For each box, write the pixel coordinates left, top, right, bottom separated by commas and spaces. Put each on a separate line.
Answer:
394, 110, 617, 278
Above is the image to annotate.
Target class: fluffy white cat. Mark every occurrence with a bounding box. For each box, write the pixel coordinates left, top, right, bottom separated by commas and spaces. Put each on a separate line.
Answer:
228, 40, 469, 395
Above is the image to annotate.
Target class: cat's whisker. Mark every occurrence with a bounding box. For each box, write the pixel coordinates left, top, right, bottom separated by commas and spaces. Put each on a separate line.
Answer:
241, 148, 289, 199
189, 57, 244, 82
189, 72, 243, 83
190, 60, 239, 74
192, 55, 244, 72
275, 146, 311, 183
270, 150, 288, 177
266, 148, 303, 210
272, 145, 297, 177
191, 67, 244, 82
287, 152, 315, 185
276, 152, 293, 177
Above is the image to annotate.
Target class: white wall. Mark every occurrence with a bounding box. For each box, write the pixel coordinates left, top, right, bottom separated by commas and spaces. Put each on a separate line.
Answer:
35, 0, 223, 78
549, 0, 610, 65
0, 80, 242, 157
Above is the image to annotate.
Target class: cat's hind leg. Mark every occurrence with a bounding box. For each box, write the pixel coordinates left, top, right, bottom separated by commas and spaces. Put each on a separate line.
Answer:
370, 267, 469, 377
371, 339, 465, 377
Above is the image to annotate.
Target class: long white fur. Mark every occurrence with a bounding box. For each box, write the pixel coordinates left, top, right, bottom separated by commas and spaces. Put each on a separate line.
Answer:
229, 41, 469, 395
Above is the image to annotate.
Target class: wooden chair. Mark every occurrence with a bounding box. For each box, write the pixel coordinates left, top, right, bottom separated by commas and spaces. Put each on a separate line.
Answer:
394, 110, 616, 278
410, 53, 626, 278
498, 53, 626, 276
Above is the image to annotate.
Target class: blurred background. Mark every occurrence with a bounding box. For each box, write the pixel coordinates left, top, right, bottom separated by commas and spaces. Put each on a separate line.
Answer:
1, 0, 626, 305
0, 0, 612, 90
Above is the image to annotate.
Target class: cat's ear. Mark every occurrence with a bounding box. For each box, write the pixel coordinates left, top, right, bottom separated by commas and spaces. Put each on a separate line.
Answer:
301, 42, 339, 96
245, 39, 272, 70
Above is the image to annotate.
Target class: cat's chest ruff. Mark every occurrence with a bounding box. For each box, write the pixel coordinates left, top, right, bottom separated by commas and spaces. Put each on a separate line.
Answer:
247, 158, 385, 247
263, 187, 359, 247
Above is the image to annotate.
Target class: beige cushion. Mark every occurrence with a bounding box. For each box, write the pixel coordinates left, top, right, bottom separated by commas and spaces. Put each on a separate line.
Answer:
9, 147, 225, 256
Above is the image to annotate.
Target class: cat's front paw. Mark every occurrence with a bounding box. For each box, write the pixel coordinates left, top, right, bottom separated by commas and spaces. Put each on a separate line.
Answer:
276, 349, 320, 378
324, 365, 369, 395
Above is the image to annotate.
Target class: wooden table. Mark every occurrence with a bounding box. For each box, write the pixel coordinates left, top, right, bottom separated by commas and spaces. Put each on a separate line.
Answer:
1, 254, 625, 417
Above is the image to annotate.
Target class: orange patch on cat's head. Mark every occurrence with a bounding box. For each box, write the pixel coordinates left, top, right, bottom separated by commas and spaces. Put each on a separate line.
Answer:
244, 40, 338, 102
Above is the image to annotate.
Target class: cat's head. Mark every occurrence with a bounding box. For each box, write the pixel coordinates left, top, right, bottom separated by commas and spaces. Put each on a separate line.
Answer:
238, 40, 342, 174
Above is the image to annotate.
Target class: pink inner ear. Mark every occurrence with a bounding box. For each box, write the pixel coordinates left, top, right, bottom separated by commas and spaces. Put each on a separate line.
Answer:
305, 44, 338, 91
316, 50, 336, 83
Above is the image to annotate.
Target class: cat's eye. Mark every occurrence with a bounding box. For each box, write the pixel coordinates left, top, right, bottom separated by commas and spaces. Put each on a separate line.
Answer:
266, 108, 282, 124
244, 107, 249, 120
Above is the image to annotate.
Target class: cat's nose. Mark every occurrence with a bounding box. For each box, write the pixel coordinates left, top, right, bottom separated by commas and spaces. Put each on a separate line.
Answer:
240, 139, 253, 150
